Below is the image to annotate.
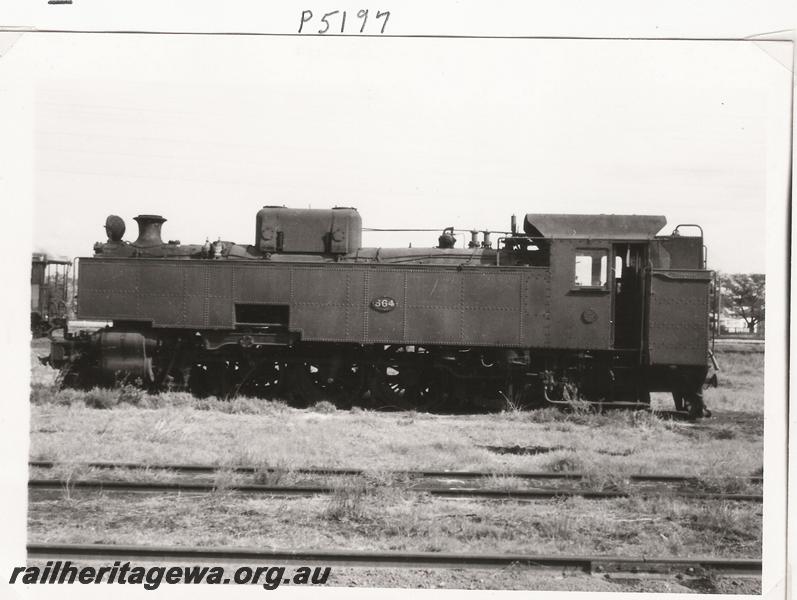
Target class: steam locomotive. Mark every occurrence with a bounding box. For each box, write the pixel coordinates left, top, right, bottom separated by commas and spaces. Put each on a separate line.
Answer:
48, 207, 715, 416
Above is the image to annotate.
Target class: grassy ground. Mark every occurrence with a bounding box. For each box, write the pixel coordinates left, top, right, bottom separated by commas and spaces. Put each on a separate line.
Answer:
27, 341, 765, 592
28, 403, 763, 477
27, 487, 762, 592
29, 490, 762, 557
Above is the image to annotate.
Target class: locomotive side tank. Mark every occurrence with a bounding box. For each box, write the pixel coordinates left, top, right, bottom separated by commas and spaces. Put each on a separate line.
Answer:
50, 207, 714, 416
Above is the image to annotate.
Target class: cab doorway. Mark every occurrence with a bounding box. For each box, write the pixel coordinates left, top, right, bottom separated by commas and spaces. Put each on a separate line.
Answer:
613, 244, 645, 350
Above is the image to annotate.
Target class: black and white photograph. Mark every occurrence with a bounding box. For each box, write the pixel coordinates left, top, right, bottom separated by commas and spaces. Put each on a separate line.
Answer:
0, 2, 792, 597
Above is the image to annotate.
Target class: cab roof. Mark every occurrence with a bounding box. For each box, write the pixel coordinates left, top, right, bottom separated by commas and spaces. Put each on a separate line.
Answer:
523, 214, 667, 240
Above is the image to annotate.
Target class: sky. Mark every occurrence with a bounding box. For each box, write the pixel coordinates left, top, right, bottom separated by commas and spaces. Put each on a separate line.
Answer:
4, 33, 790, 273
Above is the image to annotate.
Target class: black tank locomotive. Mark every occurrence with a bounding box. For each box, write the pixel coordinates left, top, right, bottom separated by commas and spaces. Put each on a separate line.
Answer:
49, 207, 715, 415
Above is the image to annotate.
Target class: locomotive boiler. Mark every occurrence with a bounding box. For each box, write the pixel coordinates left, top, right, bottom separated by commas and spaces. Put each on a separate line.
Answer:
48, 206, 715, 416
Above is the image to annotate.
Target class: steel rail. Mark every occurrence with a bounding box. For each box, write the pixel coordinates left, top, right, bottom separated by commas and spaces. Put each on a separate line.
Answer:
28, 461, 763, 485
26, 542, 762, 575
27, 479, 763, 502
713, 338, 765, 345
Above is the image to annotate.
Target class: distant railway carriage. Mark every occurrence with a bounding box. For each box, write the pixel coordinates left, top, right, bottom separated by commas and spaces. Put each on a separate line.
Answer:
48, 207, 716, 416
31, 253, 72, 337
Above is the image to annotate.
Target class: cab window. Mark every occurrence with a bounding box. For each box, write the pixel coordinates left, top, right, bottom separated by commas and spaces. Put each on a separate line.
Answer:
574, 249, 608, 288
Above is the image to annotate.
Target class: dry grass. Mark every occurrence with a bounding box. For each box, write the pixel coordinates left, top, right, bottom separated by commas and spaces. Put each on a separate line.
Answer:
29, 396, 763, 480
649, 345, 764, 413
707, 347, 765, 412
323, 477, 370, 521
28, 489, 762, 559
309, 400, 337, 414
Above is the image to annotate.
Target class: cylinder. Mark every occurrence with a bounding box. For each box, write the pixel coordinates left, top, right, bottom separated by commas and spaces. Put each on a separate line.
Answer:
97, 331, 155, 382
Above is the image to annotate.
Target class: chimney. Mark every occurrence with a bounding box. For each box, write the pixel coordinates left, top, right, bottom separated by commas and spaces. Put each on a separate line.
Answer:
133, 214, 166, 247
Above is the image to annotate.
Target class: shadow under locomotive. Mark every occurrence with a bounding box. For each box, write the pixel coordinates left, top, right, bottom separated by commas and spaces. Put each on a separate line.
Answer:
46, 207, 717, 418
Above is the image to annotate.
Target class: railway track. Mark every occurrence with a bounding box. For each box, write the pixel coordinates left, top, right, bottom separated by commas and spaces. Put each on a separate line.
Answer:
27, 542, 761, 576
27, 478, 762, 503
713, 338, 764, 346
28, 460, 763, 485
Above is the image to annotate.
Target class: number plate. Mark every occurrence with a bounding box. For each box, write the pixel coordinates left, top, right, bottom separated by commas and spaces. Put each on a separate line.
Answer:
370, 296, 397, 313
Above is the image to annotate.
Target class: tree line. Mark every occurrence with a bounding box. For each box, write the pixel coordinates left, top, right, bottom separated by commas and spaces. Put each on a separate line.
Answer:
714, 273, 765, 335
